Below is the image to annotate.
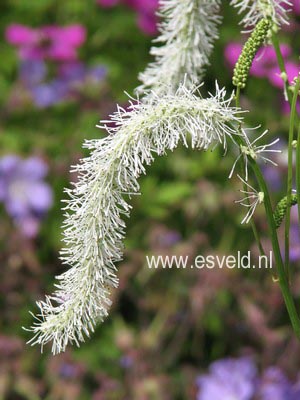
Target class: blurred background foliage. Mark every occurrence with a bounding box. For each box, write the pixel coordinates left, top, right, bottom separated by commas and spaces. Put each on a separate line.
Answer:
0, 0, 300, 399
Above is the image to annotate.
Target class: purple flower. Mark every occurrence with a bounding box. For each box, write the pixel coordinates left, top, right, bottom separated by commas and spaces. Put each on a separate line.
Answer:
88, 65, 107, 81
262, 165, 283, 192
58, 62, 87, 83
0, 155, 53, 237
257, 367, 295, 400
58, 62, 107, 84
291, 381, 300, 400
119, 355, 134, 369
19, 60, 47, 87
6, 24, 86, 61
30, 79, 69, 108
24, 62, 107, 108
196, 357, 257, 400
289, 208, 300, 262
161, 230, 181, 247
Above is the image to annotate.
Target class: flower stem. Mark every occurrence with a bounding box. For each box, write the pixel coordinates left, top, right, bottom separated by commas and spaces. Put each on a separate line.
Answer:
249, 159, 300, 339
272, 33, 293, 106
285, 77, 300, 279
235, 88, 265, 256
235, 87, 241, 109
297, 122, 300, 224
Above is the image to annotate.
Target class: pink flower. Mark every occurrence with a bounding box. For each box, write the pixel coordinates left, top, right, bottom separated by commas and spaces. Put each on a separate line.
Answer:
269, 61, 299, 88
137, 12, 158, 35
251, 45, 291, 78
5, 24, 37, 45
5, 24, 86, 61
281, 98, 300, 115
293, 0, 300, 15
134, 0, 158, 34
283, 0, 300, 15
224, 42, 243, 69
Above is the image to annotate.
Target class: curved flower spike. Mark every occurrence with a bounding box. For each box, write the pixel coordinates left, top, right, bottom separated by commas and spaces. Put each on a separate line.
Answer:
27, 83, 243, 354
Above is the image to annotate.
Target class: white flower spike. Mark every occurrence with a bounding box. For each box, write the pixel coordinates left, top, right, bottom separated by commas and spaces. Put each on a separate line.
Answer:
236, 175, 264, 224
230, 0, 292, 31
28, 83, 243, 355
229, 128, 281, 180
138, 0, 222, 97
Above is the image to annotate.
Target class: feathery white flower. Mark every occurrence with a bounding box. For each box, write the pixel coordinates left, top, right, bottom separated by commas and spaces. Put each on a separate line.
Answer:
138, 0, 222, 96
229, 128, 281, 180
28, 83, 242, 354
230, 0, 292, 31
236, 175, 264, 223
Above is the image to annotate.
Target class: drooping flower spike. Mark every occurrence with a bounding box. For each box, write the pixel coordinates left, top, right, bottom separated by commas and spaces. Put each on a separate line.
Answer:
138, 0, 222, 97
236, 175, 265, 224
27, 83, 243, 354
230, 0, 292, 31
229, 128, 281, 181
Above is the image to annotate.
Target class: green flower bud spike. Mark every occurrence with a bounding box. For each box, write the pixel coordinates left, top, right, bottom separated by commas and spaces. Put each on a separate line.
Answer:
273, 194, 298, 229
233, 18, 272, 89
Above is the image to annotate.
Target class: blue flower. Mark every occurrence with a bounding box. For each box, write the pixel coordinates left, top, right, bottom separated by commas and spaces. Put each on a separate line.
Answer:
196, 357, 257, 400
19, 60, 47, 87
0, 155, 53, 237
30, 79, 69, 108
257, 367, 292, 400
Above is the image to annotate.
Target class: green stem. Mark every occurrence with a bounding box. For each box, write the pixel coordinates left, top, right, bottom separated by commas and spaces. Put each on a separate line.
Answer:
285, 78, 300, 278
235, 87, 241, 109
297, 123, 300, 224
235, 87, 265, 256
249, 160, 300, 338
232, 36, 300, 336
272, 33, 293, 106
251, 221, 266, 256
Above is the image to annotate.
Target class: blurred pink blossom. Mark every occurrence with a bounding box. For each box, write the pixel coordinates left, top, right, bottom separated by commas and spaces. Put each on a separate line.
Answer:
294, 0, 300, 14
268, 61, 299, 88
5, 24, 86, 61
283, 0, 300, 14
281, 99, 300, 115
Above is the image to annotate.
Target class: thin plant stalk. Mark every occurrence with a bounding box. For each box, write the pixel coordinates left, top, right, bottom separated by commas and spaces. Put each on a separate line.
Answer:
235, 87, 266, 256
232, 126, 300, 337
285, 77, 300, 279
297, 122, 300, 224
249, 159, 300, 339
272, 32, 293, 106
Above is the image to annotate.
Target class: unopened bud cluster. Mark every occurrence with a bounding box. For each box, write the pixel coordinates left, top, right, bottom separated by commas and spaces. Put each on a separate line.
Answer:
273, 194, 298, 229
233, 18, 271, 89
